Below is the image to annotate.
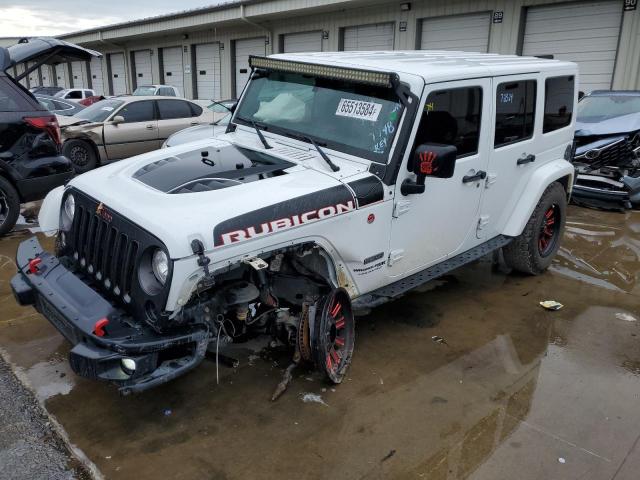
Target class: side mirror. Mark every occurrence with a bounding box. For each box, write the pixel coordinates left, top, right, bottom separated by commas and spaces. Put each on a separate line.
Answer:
401, 144, 457, 196
111, 115, 124, 125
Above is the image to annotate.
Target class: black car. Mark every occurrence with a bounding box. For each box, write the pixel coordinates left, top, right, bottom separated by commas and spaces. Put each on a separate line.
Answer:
572, 91, 640, 211
0, 37, 100, 235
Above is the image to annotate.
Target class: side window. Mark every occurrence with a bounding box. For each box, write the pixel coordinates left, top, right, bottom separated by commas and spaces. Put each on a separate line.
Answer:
0, 77, 27, 111
159, 87, 175, 96
157, 100, 193, 120
84, 90, 93, 98
413, 86, 483, 158
118, 101, 155, 123
66, 90, 82, 99
544, 76, 574, 133
494, 80, 536, 147
189, 103, 203, 116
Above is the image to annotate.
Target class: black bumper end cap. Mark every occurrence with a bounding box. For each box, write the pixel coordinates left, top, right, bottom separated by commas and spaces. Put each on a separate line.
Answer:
10, 273, 35, 306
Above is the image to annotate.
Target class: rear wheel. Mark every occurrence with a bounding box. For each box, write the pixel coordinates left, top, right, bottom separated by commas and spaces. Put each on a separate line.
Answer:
312, 288, 355, 384
0, 177, 20, 236
503, 182, 566, 275
63, 139, 97, 173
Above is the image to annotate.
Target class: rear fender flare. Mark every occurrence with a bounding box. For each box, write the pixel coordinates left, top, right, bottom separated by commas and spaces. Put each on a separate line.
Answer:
502, 159, 574, 238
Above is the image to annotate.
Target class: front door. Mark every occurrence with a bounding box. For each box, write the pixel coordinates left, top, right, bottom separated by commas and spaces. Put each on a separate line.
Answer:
388, 78, 491, 278
103, 100, 158, 160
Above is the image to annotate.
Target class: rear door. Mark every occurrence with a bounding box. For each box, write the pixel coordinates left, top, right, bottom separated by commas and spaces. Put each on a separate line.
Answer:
388, 79, 491, 278
478, 75, 541, 239
156, 99, 200, 141
103, 100, 158, 160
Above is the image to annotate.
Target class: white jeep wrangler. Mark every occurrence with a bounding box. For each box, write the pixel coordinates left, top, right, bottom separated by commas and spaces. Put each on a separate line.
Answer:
11, 52, 577, 395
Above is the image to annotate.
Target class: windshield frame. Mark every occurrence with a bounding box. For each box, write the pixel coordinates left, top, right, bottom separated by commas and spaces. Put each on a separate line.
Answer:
232, 70, 406, 164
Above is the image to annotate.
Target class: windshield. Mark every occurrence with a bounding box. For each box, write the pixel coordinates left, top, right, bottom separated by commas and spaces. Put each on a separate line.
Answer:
578, 95, 640, 121
74, 99, 125, 122
234, 71, 403, 163
133, 86, 157, 96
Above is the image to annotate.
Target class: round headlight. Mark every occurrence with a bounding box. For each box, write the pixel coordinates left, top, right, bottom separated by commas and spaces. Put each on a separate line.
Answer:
151, 249, 169, 285
64, 194, 75, 222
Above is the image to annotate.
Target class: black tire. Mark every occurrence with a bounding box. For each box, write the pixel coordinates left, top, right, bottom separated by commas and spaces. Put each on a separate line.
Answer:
503, 182, 566, 275
63, 139, 98, 173
0, 177, 20, 236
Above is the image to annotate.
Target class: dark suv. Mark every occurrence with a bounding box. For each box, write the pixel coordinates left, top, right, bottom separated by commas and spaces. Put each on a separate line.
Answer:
0, 38, 100, 235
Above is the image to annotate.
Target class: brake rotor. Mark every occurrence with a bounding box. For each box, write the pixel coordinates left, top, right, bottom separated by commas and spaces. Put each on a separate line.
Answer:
312, 288, 355, 384
297, 302, 312, 362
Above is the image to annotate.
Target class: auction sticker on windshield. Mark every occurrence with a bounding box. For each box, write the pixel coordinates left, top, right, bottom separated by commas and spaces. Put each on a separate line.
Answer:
336, 99, 382, 122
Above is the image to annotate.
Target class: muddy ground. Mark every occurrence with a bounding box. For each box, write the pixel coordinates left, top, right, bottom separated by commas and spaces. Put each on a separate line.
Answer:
0, 205, 639, 480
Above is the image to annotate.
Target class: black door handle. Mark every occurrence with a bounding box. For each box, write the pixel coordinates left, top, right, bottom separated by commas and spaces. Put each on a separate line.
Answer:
462, 170, 487, 183
517, 154, 536, 165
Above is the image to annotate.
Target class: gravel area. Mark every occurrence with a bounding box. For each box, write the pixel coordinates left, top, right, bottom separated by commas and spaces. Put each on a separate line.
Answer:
0, 357, 89, 480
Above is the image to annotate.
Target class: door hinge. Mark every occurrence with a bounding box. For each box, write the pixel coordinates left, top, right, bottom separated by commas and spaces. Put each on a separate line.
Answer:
485, 173, 497, 189
477, 215, 490, 234
393, 200, 411, 218
388, 249, 404, 266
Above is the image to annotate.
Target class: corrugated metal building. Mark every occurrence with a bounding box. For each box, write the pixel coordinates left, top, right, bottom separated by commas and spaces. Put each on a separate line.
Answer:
31, 0, 640, 98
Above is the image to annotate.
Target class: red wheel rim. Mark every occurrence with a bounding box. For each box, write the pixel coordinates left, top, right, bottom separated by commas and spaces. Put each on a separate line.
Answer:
538, 204, 560, 256
325, 297, 347, 374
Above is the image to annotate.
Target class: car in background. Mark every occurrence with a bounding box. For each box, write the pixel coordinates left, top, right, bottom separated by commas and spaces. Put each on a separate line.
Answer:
36, 94, 85, 116
78, 95, 104, 106
54, 88, 96, 101
133, 84, 180, 97
0, 37, 99, 235
30, 85, 63, 96
572, 90, 640, 210
162, 100, 235, 147
60, 96, 214, 172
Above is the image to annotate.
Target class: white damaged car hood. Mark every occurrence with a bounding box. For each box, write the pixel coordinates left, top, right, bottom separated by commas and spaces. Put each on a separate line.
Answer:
66, 137, 366, 258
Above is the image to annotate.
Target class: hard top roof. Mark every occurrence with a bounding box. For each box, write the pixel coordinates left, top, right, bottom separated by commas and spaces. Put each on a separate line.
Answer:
271, 51, 577, 83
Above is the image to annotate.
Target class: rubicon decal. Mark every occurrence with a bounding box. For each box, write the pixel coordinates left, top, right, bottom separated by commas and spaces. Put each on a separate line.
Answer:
214, 186, 356, 247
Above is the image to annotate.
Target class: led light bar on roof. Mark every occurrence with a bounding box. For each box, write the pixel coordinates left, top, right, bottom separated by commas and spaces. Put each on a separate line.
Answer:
249, 56, 397, 88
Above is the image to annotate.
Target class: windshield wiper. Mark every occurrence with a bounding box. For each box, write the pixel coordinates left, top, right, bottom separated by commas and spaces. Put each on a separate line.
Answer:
304, 137, 340, 172
251, 121, 272, 149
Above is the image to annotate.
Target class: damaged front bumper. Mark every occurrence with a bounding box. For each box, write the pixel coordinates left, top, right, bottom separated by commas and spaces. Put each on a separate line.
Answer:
572, 174, 640, 211
10, 236, 209, 395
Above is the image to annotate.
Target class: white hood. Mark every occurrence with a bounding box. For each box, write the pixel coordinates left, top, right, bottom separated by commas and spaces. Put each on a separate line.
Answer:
68, 136, 365, 259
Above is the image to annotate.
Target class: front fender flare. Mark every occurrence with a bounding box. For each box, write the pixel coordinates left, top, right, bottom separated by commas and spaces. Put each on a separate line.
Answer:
38, 186, 65, 236
502, 160, 574, 238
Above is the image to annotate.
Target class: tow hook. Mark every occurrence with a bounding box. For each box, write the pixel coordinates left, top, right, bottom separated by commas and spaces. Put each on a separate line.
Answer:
28, 257, 42, 275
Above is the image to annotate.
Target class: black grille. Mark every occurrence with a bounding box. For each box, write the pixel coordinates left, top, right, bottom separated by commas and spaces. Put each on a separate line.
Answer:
63, 189, 171, 324
576, 138, 635, 168
71, 204, 139, 303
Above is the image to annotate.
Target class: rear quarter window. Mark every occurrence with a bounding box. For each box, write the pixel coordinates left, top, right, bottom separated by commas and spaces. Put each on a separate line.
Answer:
189, 102, 203, 116
543, 76, 574, 133
0, 76, 32, 112
494, 80, 537, 148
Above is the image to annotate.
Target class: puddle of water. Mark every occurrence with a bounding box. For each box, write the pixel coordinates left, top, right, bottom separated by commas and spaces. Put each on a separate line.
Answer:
0, 207, 639, 479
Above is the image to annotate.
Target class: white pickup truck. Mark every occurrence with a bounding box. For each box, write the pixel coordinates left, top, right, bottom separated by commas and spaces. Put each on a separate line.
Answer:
11, 51, 577, 395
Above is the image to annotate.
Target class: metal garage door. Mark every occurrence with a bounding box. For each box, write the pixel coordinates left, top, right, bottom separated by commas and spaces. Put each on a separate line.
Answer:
71, 61, 87, 88
235, 37, 266, 97
133, 50, 153, 89
41, 65, 53, 86
522, 1, 622, 92
90, 57, 104, 95
283, 31, 322, 53
109, 53, 127, 95
55, 63, 69, 88
162, 47, 184, 95
195, 43, 221, 100
420, 13, 491, 52
343, 23, 394, 51
27, 62, 39, 88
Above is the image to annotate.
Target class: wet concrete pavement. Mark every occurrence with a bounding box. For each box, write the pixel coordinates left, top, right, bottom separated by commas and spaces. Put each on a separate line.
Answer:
1, 206, 639, 480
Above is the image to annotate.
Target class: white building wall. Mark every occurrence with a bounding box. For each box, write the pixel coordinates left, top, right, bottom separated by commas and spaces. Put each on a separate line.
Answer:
59, 0, 640, 98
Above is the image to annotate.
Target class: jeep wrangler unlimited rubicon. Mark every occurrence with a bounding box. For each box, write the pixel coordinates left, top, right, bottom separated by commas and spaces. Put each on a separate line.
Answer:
11, 52, 577, 395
